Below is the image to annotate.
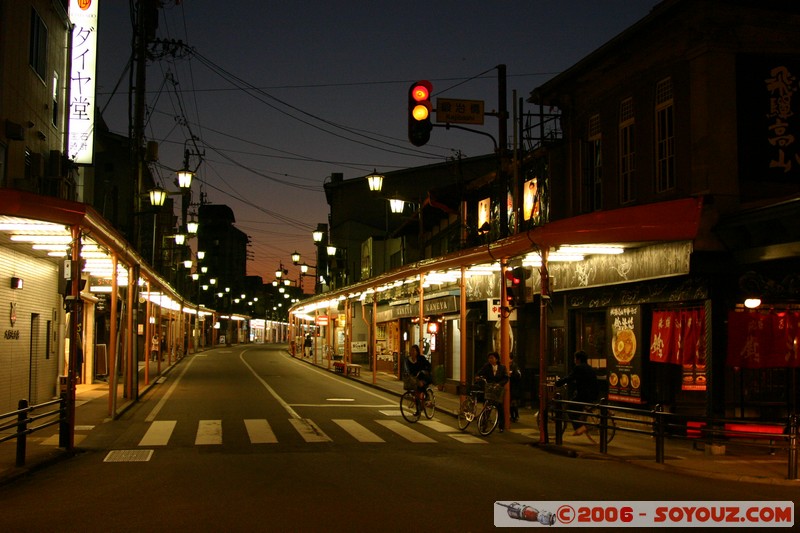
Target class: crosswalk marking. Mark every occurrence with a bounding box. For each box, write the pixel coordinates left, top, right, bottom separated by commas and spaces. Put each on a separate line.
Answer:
289, 418, 332, 442
139, 420, 176, 446
195, 420, 222, 445
448, 433, 488, 444
419, 420, 455, 433
134, 418, 504, 447
333, 419, 385, 443
244, 419, 278, 444
376, 420, 437, 443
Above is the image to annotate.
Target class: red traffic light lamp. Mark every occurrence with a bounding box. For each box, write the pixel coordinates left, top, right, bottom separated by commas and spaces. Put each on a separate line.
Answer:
408, 80, 433, 147
505, 266, 530, 306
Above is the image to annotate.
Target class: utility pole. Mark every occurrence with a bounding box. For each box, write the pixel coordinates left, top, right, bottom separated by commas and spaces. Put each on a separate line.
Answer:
497, 64, 509, 238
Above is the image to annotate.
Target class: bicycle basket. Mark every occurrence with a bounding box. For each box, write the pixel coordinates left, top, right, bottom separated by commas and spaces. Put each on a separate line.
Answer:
484, 383, 505, 403
403, 375, 418, 391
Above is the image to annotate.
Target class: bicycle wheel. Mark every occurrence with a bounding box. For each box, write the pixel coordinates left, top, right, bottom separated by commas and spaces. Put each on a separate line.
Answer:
423, 388, 436, 419
584, 406, 615, 443
605, 410, 617, 443
457, 396, 476, 430
400, 391, 420, 423
478, 404, 499, 436
536, 404, 567, 439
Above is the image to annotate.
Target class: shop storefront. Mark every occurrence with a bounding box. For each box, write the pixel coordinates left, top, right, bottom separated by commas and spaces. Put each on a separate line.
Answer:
0, 190, 205, 418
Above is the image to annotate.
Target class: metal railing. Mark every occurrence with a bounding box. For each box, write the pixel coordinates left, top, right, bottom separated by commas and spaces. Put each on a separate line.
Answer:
0, 397, 67, 467
544, 396, 799, 480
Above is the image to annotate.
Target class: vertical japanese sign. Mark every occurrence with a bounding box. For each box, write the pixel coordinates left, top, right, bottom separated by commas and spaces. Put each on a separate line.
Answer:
607, 305, 642, 403
68, 0, 99, 164
737, 55, 800, 183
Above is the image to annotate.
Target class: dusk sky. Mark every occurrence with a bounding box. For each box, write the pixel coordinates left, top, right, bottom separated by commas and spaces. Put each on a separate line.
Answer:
95, 0, 662, 286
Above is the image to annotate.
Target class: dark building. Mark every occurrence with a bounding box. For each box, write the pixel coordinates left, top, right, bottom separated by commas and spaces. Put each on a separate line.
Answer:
527, 0, 800, 419
297, 0, 800, 426
197, 203, 249, 299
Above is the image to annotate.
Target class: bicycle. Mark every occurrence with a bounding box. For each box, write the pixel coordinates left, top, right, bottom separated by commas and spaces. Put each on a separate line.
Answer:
457, 377, 505, 436
536, 384, 616, 444
400, 373, 436, 423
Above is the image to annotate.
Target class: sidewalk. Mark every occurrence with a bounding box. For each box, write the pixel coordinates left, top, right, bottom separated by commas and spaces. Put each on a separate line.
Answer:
305, 354, 800, 487
3, 349, 799, 487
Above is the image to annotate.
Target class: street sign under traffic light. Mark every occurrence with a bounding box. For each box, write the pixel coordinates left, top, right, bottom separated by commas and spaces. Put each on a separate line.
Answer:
408, 80, 433, 146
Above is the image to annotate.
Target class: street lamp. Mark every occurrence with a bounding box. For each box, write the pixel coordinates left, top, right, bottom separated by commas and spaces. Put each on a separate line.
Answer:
389, 198, 405, 214
366, 169, 384, 192
149, 186, 168, 207
187, 217, 199, 234
291, 251, 301, 264
275, 263, 288, 279
177, 167, 194, 189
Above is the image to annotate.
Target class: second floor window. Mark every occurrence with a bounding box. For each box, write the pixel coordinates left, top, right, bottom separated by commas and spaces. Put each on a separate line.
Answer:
52, 71, 59, 126
582, 114, 602, 212
619, 98, 635, 204
29, 8, 48, 80
655, 77, 675, 192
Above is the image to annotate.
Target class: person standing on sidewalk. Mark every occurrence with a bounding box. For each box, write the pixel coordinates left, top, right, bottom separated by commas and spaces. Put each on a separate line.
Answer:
555, 350, 599, 435
476, 352, 509, 432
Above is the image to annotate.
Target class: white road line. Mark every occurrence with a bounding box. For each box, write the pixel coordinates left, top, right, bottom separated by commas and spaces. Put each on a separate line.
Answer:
139, 420, 176, 446
333, 419, 385, 443
289, 418, 332, 442
240, 351, 302, 419
244, 419, 278, 444
145, 356, 197, 423
195, 420, 222, 445
283, 352, 396, 402
291, 403, 396, 408
376, 420, 436, 443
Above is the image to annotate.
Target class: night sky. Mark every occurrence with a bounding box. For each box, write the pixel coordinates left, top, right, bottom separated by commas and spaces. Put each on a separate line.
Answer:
95, 0, 661, 285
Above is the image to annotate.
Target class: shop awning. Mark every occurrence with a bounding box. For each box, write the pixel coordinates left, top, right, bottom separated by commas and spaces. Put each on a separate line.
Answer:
292, 197, 705, 311
528, 197, 704, 248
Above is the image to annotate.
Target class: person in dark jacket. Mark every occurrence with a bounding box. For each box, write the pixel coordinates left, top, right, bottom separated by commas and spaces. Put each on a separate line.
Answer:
476, 351, 509, 432
555, 350, 599, 435
404, 344, 432, 412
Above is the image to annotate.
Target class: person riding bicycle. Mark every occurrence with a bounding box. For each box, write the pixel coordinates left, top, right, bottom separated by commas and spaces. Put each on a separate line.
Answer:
404, 344, 432, 413
476, 351, 509, 432
555, 350, 599, 436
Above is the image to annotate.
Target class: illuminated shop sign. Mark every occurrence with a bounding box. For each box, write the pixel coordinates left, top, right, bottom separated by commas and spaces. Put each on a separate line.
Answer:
68, 0, 99, 164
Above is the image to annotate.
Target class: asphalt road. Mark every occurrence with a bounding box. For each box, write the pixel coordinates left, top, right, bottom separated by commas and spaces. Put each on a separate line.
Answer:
1, 345, 796, 532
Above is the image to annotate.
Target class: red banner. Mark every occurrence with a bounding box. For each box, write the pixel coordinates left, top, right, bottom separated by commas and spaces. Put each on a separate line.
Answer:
649, 309, 706, 365
727, 310, 800, 368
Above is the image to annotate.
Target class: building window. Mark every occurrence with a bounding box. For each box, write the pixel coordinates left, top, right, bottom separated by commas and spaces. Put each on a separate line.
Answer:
619, 98, 635, 204
52, 71, 59, 126
655, 77, 675, 193
29, 8, 48, 80
581, 114, 602, 212
24, 148, 33, 179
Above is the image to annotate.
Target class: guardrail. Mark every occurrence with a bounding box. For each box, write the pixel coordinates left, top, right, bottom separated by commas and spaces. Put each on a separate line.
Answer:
0, 397, 67, 467
544, 396, 799, 480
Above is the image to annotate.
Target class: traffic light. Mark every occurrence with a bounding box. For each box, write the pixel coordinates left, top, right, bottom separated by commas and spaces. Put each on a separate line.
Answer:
408, 80, 433, 146
505, 266, 531, 307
